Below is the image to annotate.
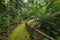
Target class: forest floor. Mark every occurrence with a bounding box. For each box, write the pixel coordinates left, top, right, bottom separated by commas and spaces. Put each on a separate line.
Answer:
7, 22, 31, 40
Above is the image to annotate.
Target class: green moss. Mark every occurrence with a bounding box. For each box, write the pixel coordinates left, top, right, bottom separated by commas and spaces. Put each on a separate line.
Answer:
7, 23, 31, 40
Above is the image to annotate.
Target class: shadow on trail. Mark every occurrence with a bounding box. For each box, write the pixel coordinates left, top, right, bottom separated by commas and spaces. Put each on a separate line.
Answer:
25, 23, 34, 40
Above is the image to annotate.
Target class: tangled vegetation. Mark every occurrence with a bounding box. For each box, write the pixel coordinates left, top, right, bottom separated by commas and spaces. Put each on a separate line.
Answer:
0, 0, 60, 40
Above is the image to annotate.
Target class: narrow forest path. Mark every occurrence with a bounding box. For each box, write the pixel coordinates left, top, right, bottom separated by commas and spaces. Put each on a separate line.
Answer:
7, 22, 31, 40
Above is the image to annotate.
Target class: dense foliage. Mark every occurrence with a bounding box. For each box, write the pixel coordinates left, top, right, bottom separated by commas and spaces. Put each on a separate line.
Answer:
0, 0, 60, 40
26, 0, 60, 40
